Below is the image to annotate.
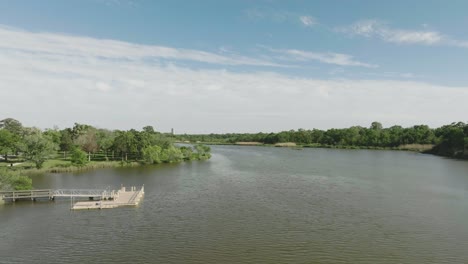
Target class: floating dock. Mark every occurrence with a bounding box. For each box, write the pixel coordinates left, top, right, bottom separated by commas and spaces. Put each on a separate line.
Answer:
71, 185, 144, 210
0, 185, 144, 210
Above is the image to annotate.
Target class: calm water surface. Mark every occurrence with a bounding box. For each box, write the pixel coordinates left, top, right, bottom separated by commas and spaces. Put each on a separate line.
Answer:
1, 146, 468, 263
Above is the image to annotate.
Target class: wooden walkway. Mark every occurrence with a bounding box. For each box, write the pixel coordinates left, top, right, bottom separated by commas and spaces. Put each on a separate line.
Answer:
0, 189, 113, 202
71, 186, 144, 210
0, 189, 54, 201
0, 185, 145, 210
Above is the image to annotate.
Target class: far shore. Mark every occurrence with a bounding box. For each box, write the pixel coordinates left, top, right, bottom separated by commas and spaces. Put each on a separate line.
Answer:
177, 141, 435, 152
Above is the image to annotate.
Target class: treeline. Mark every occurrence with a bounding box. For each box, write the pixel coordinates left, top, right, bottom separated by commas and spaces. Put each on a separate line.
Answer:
175, 121, 468, 159
0, 118, 211, 170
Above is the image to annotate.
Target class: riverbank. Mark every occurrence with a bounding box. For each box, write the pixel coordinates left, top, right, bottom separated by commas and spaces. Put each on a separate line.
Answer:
183, 141, 434, 152
0, 159, 140, 176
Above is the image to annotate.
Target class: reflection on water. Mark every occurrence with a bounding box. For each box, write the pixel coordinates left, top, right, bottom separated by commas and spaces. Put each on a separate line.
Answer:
1, 146, 468, 263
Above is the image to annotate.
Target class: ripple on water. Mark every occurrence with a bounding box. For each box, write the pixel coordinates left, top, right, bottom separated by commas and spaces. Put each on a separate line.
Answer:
1, 146, 468, 263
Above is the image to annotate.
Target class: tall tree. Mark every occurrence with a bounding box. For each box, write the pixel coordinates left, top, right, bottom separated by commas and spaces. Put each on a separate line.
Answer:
113, 131, 138, 161
1, 118, 23, 136
96, 129, 115, 160
59, 128, 74, 157
76, 129, 99, 161
0, 130, 16, 162
20, 129, 58, 169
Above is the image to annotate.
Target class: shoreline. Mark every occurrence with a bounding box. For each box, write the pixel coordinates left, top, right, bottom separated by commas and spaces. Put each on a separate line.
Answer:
2, 156, 211, 176
182, 141, 434, 151
179, 141, 468, 160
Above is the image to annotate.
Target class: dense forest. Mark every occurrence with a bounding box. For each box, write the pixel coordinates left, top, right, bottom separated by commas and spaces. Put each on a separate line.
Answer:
175, 121, 468, 159
0, 118, 211, 190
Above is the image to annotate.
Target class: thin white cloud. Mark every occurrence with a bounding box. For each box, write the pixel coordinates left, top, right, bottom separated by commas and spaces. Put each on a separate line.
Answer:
0, 26, 282, 67
1, 26, 467, 133
452, 40, 468, 48
284, 49, 377, 68
341, 20, 444, 45
340, 19, 468, 48
299, 16, 316, 27
262, 46, 377, 68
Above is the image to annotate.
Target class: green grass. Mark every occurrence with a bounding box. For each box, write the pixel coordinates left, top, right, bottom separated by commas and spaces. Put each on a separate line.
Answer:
1, 159, 139, 174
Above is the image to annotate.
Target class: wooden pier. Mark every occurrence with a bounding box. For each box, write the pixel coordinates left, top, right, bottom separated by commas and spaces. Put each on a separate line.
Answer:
0, 189, 54, 202
0, 185, 144, 210
71, 185, 144, 210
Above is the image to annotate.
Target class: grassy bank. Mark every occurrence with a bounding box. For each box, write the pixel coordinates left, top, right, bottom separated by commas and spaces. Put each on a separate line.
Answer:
194, 141, 435, 152
3, 159, 140, 175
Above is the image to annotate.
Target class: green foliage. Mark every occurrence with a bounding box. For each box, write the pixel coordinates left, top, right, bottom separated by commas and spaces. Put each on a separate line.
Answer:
142, 145, 162, 164
175, 123, 439, 149
1, 118, 23, 136
0, 129, 17, 161
20, 129, 58, 169
75, 129, 99, 161
161, 146, 183, 163
432, 122, 468, 158
113, 130, 138, 160
96, 129, 115, 154
0, 169, 32, 191
71, 123, 91, 140
43, 128, 61, 146
59, 128, 74, 152
194, 144, 211, 159
179, 146, 193, 160
1, 118, 213, 174
70, 147, 88, 166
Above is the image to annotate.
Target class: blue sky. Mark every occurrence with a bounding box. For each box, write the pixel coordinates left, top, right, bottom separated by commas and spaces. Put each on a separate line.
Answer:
0, 0, 467, 133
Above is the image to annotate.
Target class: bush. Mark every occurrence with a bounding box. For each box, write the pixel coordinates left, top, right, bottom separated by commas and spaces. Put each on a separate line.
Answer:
71, 147, 88, 166
142, 145, 162, 164
0, 169, 32, 190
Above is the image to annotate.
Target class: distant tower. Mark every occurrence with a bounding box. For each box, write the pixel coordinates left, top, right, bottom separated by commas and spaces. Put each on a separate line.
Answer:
171, 128, 174, 135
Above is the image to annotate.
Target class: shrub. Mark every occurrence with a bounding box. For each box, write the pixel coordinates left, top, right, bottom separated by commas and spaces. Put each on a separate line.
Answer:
71, 147, 88, 166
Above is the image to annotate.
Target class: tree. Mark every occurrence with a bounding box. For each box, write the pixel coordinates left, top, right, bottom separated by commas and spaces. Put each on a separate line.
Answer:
161, 146, 183, 163
180, 146, 194, 160
371, 121, 383, 130
70, 147, 88, 166
113, 131, 138, 161
43, 128, 61, 146
0, 129, 16, 162
1, 118, 23, 136
76, 129, 99, 161
142, 125, 156, 134
71, 123, 91, 140
59, 128, 74, 157
142, 145, 162, 164
96, 129, 115, 160
194, 144, 211, 159
20, 129, 58, 169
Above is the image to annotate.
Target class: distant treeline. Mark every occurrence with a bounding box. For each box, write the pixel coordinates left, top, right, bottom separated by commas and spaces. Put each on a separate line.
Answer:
175, 122, 468, 159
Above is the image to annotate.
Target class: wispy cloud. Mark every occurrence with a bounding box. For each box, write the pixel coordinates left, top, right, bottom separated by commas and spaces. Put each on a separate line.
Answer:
1, 26, 467, 132
299, 16, 316, 27
339, 19, 468, 47
261, 46, 377, 68
340, 20, 442, 45
0, 26, 282, 67
281, 49, 377, 68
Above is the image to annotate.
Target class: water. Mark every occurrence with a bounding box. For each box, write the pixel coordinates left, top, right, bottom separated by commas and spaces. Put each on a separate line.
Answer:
1, 146, 468, 263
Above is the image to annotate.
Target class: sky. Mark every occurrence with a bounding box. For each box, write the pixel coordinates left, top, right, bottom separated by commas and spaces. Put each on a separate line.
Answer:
0, 0, 467, 133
